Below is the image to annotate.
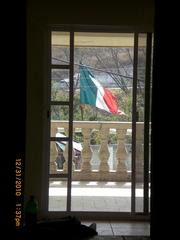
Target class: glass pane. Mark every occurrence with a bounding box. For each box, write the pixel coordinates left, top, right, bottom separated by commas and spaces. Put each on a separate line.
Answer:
49, 141, 68, 174
71, 32, 134, 212
71, 181, 132, 212
73, 32, 134, 122
135, 34, 147, 212
74, 32, 134, 47
148, 34, 153, 213
48, 178, 67, 211
51, 69, 69, 101
51, 31, 70, 65
50, 105, 69, 137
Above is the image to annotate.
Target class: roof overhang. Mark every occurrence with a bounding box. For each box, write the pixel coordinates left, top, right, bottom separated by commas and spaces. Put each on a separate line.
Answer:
52, 32, 147, 47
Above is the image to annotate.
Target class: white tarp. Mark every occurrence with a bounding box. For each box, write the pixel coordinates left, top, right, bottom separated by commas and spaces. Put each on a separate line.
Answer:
56, 132, 83, 152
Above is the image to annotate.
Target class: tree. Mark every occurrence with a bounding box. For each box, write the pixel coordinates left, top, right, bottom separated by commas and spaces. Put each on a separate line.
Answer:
51, 46, 147, 121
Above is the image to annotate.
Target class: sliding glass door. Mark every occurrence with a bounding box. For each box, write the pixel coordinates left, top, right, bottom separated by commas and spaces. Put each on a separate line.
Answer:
46, 26, 152, 218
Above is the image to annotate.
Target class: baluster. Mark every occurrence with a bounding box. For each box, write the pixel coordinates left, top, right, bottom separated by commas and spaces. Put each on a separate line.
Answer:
81, 128, 92, 172
72, 127, 76, 171
49, 126, 58, 174
136, 124, 144, 181
99, 128, 110, 172
116, 128, 127, 178
62, 128, 68, 172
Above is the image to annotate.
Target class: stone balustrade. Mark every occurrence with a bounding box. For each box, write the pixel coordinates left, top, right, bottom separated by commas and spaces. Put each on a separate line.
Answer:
50, 121, 145, 182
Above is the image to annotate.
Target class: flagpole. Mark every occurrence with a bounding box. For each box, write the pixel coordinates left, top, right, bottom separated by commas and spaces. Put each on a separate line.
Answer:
95, 108, 98, 120
80, 105, 84, 121
79, 62, 83, 121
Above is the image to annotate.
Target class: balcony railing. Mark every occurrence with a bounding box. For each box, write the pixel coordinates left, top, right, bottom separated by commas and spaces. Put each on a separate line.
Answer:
50, 121, 144, 182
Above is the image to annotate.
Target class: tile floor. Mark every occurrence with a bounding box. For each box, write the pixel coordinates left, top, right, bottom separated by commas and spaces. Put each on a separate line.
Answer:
81, 221, 150, 236
49, 181, 150, 212
48, 181, 150, 236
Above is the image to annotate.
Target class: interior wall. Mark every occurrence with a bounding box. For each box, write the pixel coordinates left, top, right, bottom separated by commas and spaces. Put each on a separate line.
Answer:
25, 0, 154, 217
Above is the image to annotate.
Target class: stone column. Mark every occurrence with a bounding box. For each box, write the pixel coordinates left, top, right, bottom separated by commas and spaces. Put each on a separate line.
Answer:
72, 127, 76, 171
136, 124, 144, 182
62, 128, 68, 173
81, 128, 92, 173
99, 128, 110, 172
116, 128, 127, 179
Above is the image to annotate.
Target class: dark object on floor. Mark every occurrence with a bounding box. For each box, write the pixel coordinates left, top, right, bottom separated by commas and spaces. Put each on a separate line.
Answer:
122, 237, 150, 240
25, 195, 38, 232
16, 216, 97, 239
89, 223, 97, 231
83, 236, 150, 240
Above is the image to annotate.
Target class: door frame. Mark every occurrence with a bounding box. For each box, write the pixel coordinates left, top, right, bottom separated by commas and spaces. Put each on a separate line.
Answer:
42, 24, 152, 220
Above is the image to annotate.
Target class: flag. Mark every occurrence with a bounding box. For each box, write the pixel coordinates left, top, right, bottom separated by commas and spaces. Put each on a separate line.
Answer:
80, 64, 125, 115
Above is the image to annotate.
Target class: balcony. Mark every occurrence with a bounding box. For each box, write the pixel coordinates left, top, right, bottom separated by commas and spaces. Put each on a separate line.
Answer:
49, 121, 150, 212
50, 121, 145, 182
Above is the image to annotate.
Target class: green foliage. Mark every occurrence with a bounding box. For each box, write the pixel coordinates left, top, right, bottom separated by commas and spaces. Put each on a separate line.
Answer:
90, 130, 101, 145
50, 87, 142, 145
51, 46, 147, 145
51, 88, 137, 122
74, 132, 83, 143
108, 133, 117, 144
